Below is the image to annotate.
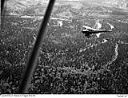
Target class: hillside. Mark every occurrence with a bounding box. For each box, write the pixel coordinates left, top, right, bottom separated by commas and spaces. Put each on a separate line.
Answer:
5, 0, 128, 16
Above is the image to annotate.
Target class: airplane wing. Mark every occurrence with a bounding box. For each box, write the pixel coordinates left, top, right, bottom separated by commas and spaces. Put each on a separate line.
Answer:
83, 25, 97, 31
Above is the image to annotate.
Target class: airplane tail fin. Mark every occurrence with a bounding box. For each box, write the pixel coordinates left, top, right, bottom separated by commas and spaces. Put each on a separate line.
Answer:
107, 23, 114, 30
94, 20, 102, 30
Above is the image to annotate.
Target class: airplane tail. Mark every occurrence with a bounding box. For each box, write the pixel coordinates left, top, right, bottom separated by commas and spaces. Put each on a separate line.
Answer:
107, 23, 114, 30
94, 20, 102, 30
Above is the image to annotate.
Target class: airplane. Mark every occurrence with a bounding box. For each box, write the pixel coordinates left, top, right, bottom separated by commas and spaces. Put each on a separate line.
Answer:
82, 25, 112, 38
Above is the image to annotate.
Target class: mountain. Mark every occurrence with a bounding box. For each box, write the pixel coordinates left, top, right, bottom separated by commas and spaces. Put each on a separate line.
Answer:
5, 0, 128, 16
103, 0, 128, 9
6, 0, 48, 15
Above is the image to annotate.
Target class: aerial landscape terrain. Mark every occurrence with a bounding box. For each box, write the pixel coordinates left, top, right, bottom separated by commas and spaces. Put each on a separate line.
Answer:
0, 0, 128, 94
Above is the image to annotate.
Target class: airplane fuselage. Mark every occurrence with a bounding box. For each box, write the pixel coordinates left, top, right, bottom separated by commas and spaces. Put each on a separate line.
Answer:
82, 30, 112, 34
82, 29, 112, 38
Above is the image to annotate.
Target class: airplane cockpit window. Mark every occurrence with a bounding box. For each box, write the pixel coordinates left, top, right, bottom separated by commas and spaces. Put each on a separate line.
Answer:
1, 0, 128, 94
